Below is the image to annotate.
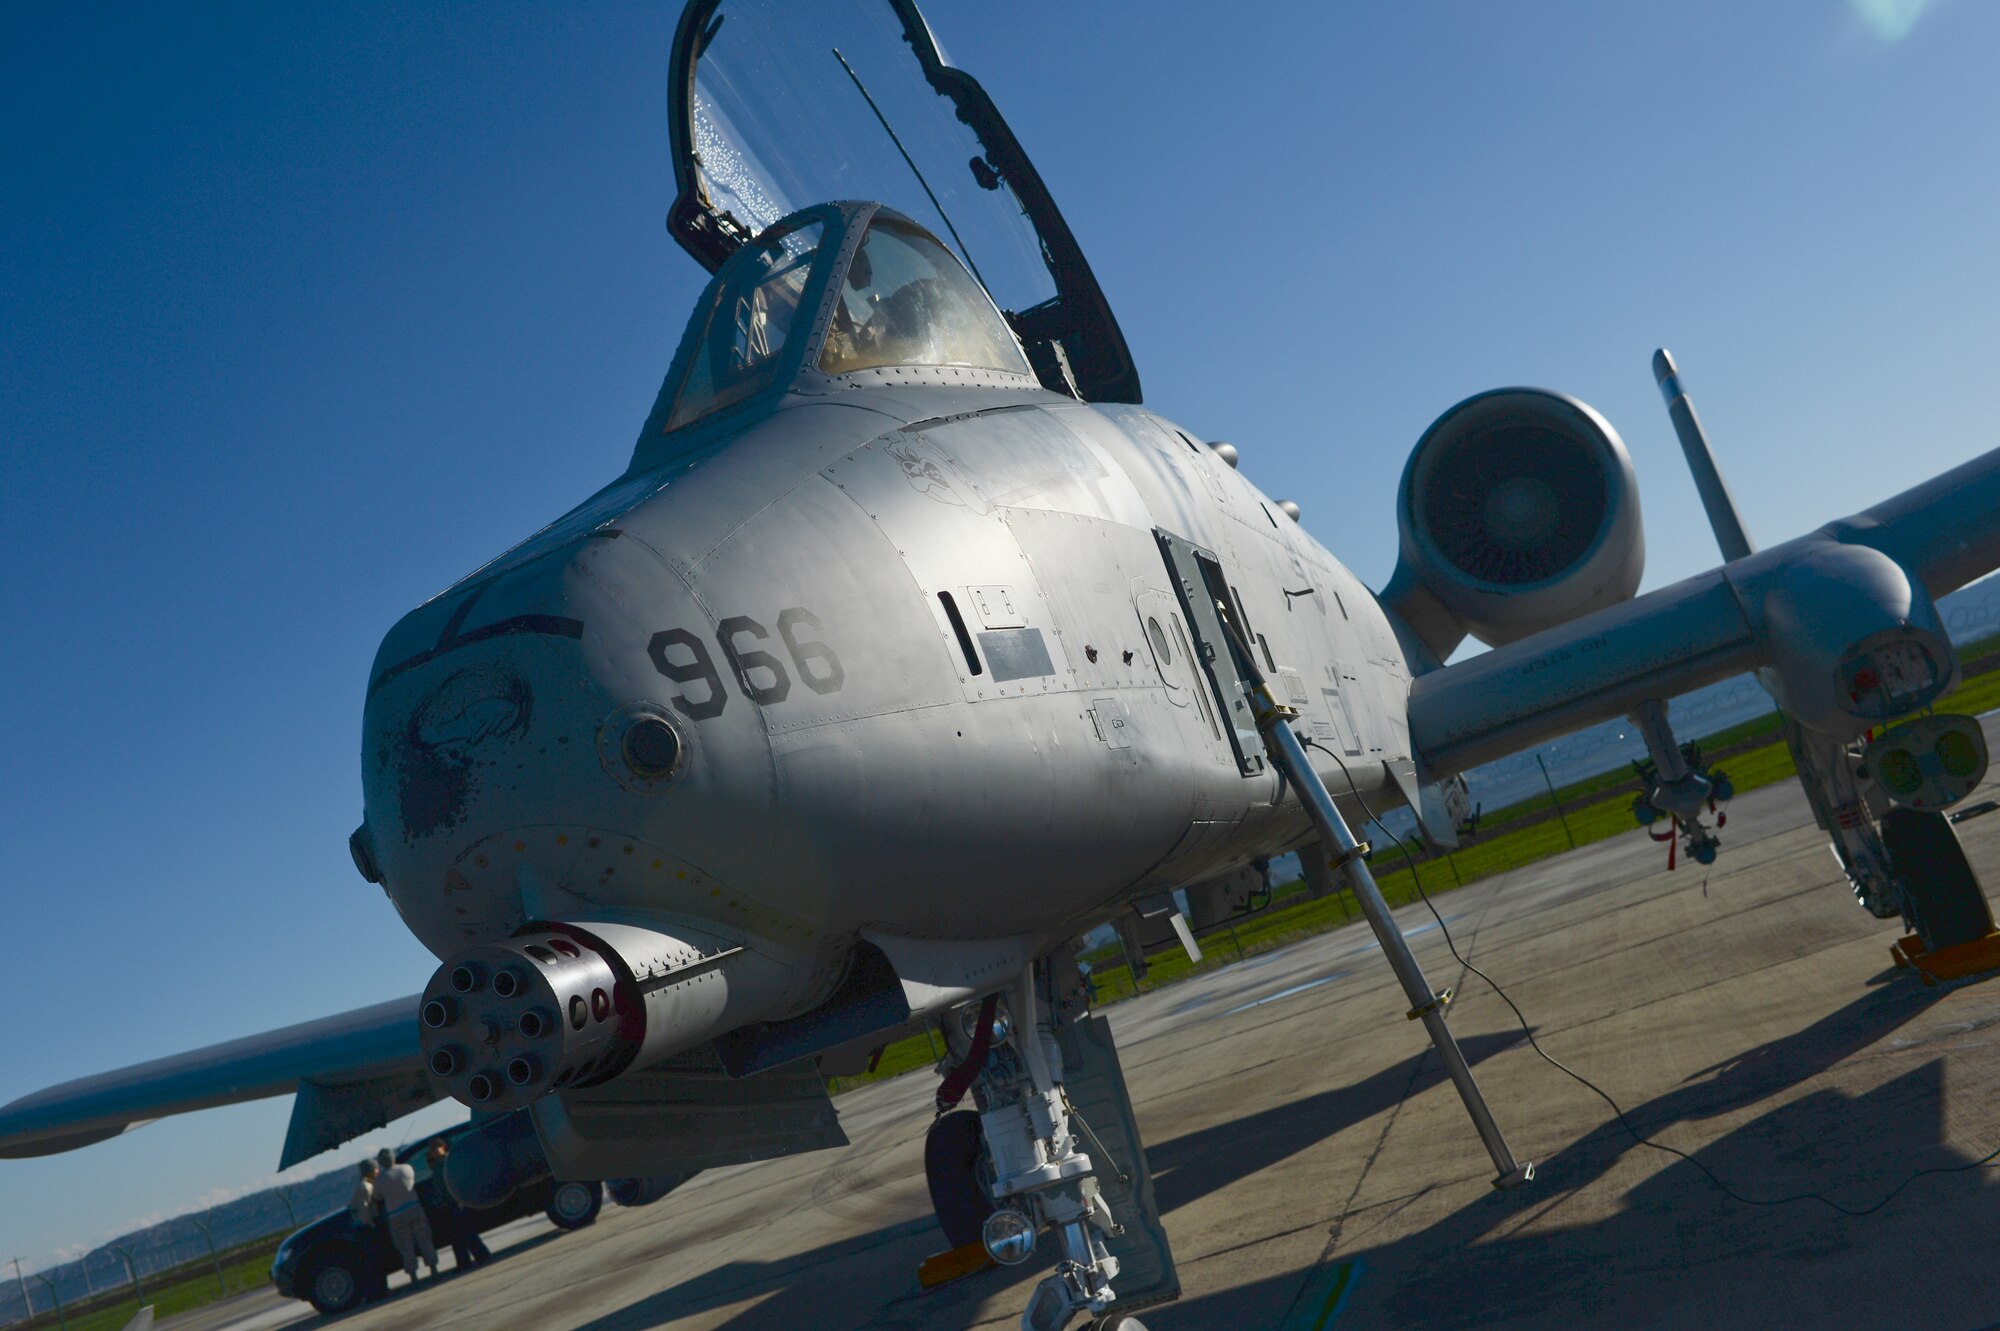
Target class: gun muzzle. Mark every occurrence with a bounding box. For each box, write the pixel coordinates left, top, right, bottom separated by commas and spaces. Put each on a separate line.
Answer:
419, 920, 782, 1111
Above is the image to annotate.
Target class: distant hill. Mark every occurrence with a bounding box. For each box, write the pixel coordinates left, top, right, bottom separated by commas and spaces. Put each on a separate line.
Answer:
2, 1157, 363, 1323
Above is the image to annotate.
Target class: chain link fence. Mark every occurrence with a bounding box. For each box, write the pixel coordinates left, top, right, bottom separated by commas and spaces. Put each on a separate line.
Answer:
0, 1166, 356, 1325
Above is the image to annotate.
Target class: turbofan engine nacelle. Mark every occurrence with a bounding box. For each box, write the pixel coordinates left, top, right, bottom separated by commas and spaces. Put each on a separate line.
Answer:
1383, 388, 1645, 662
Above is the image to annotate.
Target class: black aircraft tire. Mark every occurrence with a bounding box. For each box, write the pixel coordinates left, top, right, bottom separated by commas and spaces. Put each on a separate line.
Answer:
304, 1257, 364, 1315
546, 1180, 603, 1231
924, 1109, 995, 1249
1883, 807, 1995, 950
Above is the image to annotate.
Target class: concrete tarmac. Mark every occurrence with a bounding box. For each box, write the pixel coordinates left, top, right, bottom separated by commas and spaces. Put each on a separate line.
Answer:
178, 722, 2000, 1331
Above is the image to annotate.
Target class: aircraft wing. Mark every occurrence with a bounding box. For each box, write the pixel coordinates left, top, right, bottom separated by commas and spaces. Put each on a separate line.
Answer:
0, 996, 436, 1169
1408, 443, 2000, 776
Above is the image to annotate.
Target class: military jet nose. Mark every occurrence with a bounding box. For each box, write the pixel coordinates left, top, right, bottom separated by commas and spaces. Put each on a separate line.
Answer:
354, 531, 732, 956
366, 654, 549, 847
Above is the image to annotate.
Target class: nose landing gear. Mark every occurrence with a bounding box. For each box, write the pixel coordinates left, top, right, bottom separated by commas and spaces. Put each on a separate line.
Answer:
928, 949, 1178, 1330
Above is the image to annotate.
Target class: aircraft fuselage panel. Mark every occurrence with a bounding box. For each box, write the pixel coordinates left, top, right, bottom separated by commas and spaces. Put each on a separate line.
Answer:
360, 385, 1406, 964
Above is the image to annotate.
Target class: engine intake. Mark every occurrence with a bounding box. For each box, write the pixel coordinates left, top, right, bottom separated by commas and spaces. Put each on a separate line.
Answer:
1384, 388, 1644, 660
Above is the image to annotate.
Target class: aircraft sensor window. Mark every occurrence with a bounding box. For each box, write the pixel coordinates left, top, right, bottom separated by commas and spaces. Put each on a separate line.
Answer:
666, 219, 826, 432
819, 216, 1031, 378
1147, 616, 1172, 665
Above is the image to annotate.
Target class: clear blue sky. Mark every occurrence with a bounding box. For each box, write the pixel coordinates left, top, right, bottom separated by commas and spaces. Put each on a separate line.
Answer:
4, 0, 1996, 1270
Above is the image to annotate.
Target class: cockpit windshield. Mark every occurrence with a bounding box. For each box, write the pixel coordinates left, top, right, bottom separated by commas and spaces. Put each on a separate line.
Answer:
666, 0, 1139, 402
665, 218, 824, 433
820, 216, 1031, 377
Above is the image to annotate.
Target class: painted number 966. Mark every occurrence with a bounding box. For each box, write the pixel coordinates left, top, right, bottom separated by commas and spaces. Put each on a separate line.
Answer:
647, 608, 844, 720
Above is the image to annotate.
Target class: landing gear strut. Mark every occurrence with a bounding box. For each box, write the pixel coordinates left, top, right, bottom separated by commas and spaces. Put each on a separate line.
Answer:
961, 961, 1117, 1329
933, 949, 1176, 1330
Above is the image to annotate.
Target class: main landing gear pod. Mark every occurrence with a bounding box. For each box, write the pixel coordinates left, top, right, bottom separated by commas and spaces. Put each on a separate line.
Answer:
1858, 714, 2000, 983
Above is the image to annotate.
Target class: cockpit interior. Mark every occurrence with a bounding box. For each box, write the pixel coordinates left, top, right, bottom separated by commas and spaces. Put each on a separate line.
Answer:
662, 203, 1038, 437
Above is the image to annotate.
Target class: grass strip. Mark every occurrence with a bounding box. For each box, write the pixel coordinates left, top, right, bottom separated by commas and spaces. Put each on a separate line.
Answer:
18, 1243, 284, 1331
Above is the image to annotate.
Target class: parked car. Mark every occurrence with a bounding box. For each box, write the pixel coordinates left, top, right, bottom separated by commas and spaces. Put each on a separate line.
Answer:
269, 1111, 601, 1314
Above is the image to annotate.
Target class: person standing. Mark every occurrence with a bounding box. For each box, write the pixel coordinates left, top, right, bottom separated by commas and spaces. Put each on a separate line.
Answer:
373, 1147, 440, 1284
347, 1159, 380, 1227
418, 1138, 491, 1271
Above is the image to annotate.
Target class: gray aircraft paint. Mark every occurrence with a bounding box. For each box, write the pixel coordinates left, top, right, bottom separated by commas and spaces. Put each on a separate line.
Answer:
364, 373, 1409, 976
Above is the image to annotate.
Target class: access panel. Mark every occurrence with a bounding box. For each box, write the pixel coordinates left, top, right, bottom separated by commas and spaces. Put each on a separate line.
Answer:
1155, 529, 1265, 776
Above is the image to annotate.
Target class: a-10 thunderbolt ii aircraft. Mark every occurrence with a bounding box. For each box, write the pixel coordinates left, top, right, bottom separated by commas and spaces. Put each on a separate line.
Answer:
7, 3, 2000, 1328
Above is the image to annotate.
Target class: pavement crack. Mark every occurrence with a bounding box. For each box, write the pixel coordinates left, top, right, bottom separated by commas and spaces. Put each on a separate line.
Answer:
1281, 1029, 1435, 1323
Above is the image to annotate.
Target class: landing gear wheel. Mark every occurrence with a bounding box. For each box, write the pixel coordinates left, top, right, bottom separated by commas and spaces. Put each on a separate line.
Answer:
546, 1179, 603, 1230
1883, 807, 1994, 949
924, 1108, 995, 1248
305, 1259, 362, 1314
1088, 1319, 1151, 1331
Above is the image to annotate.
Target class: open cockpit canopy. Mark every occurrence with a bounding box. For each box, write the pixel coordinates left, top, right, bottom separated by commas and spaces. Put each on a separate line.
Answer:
666, 0, 1138, 403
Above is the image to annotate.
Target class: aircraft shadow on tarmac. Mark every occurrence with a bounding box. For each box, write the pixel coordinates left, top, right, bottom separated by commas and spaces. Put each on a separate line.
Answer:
573, 982, 1973, 1330
568, 1033, 1528, 1331
1155, 980, 1994, 1329
1143, 1030, 1528, 1215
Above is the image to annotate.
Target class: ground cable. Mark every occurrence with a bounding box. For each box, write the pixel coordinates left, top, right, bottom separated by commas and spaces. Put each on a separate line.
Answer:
1299, 735, 2000, 1217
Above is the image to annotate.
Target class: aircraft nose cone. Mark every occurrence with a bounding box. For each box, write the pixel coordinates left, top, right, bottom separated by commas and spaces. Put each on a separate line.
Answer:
358, 543, 627, 950
357, 526, 758, 960
386, 662, 538, 843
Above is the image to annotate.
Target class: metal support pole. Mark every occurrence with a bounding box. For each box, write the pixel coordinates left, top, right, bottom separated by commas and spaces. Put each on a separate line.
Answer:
1266, 719, 1533, 1187
30, 1274, 66, 1331
1537, 754, 1576, 849
115, 1247, 144, 1305
11, 1258, 32, 1319
193, 1215, 226, 1297
1219, 604, 1534, 1189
